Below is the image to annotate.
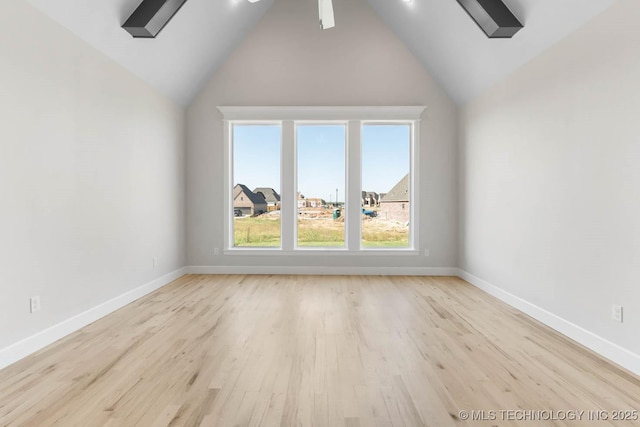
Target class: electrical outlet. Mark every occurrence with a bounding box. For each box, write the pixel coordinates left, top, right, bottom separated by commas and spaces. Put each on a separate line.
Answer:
214, 248, 220, 256
424, 249, 430, 257
30, 296, 41, 313
153, 257, 158, 267
612, 305, 623, 323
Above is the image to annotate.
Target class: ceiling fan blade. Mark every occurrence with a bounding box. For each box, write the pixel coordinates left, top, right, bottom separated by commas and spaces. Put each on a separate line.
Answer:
319, 0, 335, 30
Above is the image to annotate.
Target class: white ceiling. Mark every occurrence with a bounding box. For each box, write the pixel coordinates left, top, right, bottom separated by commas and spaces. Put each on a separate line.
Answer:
366, 0, 616, 104
27, 0, 615, 106
27, 0, 273, 106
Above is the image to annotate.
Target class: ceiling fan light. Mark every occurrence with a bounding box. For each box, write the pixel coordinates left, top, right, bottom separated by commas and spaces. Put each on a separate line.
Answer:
248, 0, 260, 3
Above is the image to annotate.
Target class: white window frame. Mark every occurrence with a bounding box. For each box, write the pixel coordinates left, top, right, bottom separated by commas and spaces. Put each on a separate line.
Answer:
220, 106, 425, 256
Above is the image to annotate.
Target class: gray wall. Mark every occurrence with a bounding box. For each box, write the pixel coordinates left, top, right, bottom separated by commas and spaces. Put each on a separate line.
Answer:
186, 0, 458, 269
0, 2, 186, 349
459, 0, 640, 355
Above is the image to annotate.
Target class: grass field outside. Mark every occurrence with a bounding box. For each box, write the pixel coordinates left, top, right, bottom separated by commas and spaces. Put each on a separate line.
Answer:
233, 214, 409, 248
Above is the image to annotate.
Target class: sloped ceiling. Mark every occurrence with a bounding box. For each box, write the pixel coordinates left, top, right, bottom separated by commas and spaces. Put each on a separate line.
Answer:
27, 0, 614, 106
27, 0, 274, 106
366, 0, 616, 104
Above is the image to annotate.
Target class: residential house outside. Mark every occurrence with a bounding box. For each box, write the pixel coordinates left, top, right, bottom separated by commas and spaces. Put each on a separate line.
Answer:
361, 191, 379, 207
253, 187, 281, 211
306, 198, 323, 208
297, 192, 307, 208
379, 174, 409, 223
234, 184, 267, 216
296, 193, 324, 208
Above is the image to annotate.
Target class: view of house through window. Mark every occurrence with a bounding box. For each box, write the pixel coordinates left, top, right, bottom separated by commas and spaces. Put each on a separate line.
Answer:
232, 124, 281, 247
361, 124, 411, 247
225, 109, 418, 252
296, 125, 346, 247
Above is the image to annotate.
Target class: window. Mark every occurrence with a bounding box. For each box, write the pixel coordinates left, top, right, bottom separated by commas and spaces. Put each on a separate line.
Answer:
296, 124, 346, 248
361, 124, 411, 248
221, 107, 423, 254
231, 124, 281, 247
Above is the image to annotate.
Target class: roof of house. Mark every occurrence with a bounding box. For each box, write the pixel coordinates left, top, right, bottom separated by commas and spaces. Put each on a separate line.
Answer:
234, 184, 267, 205
380, 174, 409, 202
362, 191, 379, 199
253, 187, 281, 204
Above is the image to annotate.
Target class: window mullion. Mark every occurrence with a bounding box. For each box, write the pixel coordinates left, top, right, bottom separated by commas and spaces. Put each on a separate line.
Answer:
281, 120, 295, 251
224, 119, 232, 250
346, 121, 362, 251
410, 120, 419, 250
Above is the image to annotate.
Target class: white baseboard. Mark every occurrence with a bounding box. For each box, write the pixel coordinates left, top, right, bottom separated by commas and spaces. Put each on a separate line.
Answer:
185, 265, 459, 276
458, 269, 640, 377
0, 267, 186, 371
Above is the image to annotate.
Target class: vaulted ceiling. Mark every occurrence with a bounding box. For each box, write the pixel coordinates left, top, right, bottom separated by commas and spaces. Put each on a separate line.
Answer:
27, 0, 615, 106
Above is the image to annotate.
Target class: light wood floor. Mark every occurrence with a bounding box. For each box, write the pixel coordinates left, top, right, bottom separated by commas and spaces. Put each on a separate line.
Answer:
1, 275, 640, 426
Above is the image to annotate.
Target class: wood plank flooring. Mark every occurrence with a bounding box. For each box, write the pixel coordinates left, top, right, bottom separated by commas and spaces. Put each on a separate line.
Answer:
1, 275, 640, 426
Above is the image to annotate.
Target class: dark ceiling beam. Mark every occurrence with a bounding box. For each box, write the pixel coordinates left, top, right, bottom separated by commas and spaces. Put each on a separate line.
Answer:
122, 0, 188, 38
457, 0, 523, 38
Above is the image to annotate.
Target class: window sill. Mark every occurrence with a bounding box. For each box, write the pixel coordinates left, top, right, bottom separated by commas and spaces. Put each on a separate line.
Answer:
223, 249, 420, 256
